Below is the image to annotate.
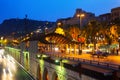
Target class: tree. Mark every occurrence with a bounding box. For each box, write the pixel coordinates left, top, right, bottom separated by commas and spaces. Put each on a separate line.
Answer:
85, 20, 102, 50
112, 18, 120, 36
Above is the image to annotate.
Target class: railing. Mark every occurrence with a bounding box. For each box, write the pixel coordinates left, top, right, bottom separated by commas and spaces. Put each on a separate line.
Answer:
47, 53, 120, 70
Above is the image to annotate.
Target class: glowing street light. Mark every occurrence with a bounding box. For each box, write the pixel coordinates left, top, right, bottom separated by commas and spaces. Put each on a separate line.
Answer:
118, 36, 120, 49
55, 59, 69, 69
1, 37, 3, 47
57, 22, 61, 27
36, 54, 48, 59
77, 14, 85, 55
77, 14, 85, 29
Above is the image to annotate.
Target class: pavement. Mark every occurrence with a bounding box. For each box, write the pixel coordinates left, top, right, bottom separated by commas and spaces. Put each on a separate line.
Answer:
46, 51, 120, 65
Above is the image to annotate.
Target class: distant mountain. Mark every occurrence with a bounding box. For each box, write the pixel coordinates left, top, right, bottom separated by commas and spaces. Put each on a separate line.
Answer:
0, 18, 55, 37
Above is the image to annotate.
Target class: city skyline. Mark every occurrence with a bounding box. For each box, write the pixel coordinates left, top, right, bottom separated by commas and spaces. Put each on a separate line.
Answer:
0, 0, 120, 23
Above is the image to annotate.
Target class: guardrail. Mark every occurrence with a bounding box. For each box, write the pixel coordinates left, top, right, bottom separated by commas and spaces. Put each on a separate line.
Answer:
47, 53, 120, 70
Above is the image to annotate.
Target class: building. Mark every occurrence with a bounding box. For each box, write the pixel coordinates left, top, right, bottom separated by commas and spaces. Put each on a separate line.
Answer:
111, 7, 120, 20
57, 8, 96, 28
98, 13, 111, 23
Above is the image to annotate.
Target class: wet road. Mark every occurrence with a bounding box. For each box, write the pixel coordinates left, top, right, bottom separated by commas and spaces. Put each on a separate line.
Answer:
0, 51, 35, 80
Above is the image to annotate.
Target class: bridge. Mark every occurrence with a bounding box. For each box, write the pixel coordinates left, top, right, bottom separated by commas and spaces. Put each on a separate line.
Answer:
4, 40, 120, 80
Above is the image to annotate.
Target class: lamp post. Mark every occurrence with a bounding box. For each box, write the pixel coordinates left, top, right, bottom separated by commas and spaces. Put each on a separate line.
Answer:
55, 59, 68, 69
45, 27, 48, 34
118, 36, 120, 49
57, 22, 61, 27
1, 37, 3, 47
36, 28, 42, 38
77, 14, 85, 29
94, 35, 98, 50
77, 14, 85, 54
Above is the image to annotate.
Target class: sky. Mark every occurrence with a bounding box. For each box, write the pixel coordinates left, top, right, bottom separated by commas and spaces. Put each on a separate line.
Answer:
0, 0, 120, 23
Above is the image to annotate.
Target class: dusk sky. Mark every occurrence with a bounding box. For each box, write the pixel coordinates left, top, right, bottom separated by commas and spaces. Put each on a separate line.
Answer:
0, 0, 120, 23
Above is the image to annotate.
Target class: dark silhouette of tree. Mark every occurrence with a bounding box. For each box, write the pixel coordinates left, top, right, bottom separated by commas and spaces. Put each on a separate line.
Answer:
85, 20, 102, 50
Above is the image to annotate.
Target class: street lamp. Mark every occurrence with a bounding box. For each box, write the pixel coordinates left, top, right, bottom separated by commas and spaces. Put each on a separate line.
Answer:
77, 14, 85, 29
77, 14, 85, 54
36, 54, 48, 59
57, 22, 61, 27
45, 27, 48, 34
118, 36, 120, 49
55, 59, 68, 69
1, 37, 3, 47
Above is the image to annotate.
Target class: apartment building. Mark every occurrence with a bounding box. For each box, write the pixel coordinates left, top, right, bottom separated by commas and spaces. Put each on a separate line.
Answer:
111, 7, 120, 20
57, 8, 96, 28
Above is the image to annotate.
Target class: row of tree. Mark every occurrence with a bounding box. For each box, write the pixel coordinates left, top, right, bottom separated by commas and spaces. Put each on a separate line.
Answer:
61, 18, 120, 50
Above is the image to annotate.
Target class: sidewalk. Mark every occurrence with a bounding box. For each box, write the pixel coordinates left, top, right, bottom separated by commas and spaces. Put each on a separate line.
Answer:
47, 52, 120, 65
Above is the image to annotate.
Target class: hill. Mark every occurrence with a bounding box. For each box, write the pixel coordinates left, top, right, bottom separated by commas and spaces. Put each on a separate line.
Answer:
0, 18, 55, 37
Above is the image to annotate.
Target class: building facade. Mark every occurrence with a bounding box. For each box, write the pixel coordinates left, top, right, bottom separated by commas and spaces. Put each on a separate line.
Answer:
57, 8, 96, 28
98, 13, 111, 23
111, 7, 120, 20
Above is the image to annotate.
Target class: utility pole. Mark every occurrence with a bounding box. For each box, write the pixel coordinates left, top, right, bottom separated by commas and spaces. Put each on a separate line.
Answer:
24, 14, 28, 34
